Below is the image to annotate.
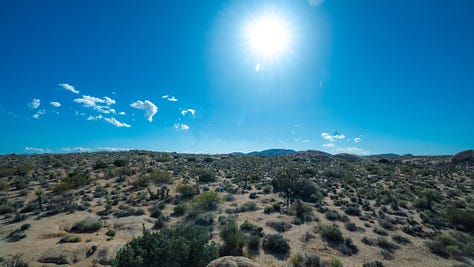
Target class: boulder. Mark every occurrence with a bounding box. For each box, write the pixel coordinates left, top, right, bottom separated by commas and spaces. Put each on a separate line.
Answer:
207, 256, 261, 267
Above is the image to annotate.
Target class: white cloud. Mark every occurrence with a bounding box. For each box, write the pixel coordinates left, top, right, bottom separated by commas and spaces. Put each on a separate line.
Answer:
62, 147, 91, 152
119, 111, 126, 115
174, 123, 189, 130
321, 132, 346, 142
28, 98, 41, 109
322, 143, 335, 148
87, 115, 130, 128
59, 83, 79, 94
24, 146, 51, 154
104, 117, 131, 128
74, 95, 116, 114
162, 95, 178, 102
32, 109, 45, 119
50, 101, 61, 108
295, 137, 311, 143
130, 100, 158, 122
354, 137, 362, 143
96, 147, 130, 152
181, 108, 196, 116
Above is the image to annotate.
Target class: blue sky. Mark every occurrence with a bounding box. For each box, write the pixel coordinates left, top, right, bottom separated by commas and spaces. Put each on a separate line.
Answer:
0, 0, 473, 155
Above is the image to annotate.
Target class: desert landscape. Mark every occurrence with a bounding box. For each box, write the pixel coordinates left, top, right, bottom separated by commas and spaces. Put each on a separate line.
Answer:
0, 149, 472, 266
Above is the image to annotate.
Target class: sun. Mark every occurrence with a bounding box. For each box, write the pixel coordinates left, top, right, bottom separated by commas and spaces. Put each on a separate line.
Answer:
244, 13, 292, 61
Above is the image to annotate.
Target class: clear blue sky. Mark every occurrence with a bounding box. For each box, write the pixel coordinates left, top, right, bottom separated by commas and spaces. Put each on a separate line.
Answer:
1, 0, 473, 155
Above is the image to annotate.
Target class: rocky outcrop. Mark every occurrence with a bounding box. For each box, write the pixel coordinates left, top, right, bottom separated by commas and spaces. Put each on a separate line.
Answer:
207, 256, 261, 267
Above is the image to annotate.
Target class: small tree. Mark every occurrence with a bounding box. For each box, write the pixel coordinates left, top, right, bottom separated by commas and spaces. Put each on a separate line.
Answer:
219, 220, 246, 256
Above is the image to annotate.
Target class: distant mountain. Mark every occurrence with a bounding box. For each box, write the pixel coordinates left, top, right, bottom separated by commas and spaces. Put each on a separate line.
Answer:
370, 153, 400, 157
232, 149, 297, 157
451, 149, 474, 164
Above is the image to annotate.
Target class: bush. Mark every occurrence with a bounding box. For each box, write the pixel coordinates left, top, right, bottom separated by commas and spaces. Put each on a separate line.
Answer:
328, 258, 343, 267
219, 221, 246, 256
53, 172, 91, 193
194, 168, 216, 183
446, 208, 474, 232
373, 227, 388, 236
392, 234, 411, 245
172, 202, 188, 216
194, 192, 220, 211
59, 235, 81, 243
240, 220, 264, 237
150, 170, 173, 185
106, 229, 116, 237
320, 224, 343, 245
69, 220, 102, 233
113, 159, 128, 167
363, 261, 385, 267
266, 221, 292, 233
291, 252, 324, 267
113, 224, 219, 267
238, 202, 258, 212
263, 234, 290, 254
195, 212, 214, 226
177, 184, 197, 198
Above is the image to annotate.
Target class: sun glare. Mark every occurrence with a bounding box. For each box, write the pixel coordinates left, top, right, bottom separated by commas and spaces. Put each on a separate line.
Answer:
244, 13, 292, 61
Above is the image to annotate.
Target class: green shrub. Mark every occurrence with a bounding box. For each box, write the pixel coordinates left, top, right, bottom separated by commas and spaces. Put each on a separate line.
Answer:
69, 220, 102, 233
291, 252, 324, 267
172, 202, 188, 216
446, 208, 474, 232
59, 235, 81, 243
106, 229, 116, 237
150, 170, 173, 184
177, 184, 197, 198
219, 221, 246, 256
262, 234, 290, 254
328, 258, 343, 267
238, 202, 258, 212
320, 224, 343, 245
240, 220, 263, 237
114, 224, 219, 267
194, 192, 220, 211
113, 159, 129, 167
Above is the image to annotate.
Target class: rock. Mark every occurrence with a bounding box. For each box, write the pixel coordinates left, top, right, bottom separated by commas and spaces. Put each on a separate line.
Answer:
207, 256, 261, 267
97, 243, 123, 265
451, 149, 474, 164
38, 245, 89, 265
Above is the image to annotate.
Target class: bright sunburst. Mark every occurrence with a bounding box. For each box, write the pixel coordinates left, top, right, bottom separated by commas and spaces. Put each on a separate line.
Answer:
244, 12, 292, 62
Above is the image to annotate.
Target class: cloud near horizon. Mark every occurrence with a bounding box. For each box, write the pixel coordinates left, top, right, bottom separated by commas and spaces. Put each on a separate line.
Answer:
130, 100, 158, 122
24, 146, 51, 154
59, 83, 79, 94
321, 132, 346, 142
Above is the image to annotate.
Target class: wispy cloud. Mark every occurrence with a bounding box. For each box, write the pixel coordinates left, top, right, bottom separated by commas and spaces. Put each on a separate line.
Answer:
50, 101, 61, 108
74, 95, 116, 114
62, 147, 91, 152
104, 117, 131, 128
87, 115, 131, 128
28, 99, 41, 109
295, 137, 311, 143
354, 137, 362, 143
96, 147, 130, 152
322, 143, 335, 148
32, 109, 45, 119
130, 100, 158, 122
174, 123, 189, 130
119, 111, 126, 115
180, 108, 196, 116
321, 132, 346, 142
59, 83, 79, 94
24, 146, 51, 154
162, 95, 178, 102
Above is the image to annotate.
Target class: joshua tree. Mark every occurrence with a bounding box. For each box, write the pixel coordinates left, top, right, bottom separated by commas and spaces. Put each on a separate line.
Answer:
35, 189, 44, 210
